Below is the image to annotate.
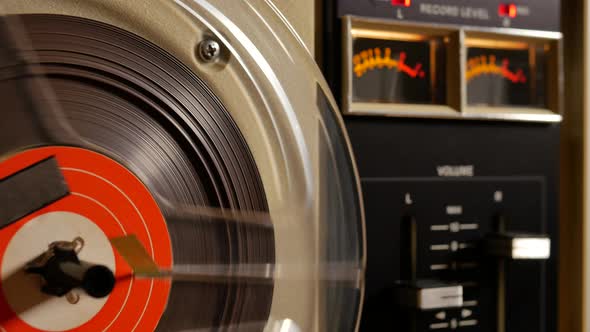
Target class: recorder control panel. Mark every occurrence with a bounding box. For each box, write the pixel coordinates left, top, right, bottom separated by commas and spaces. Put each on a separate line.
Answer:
365, 178, 548, 331
346, 119, 558, 332
322, 0, 560, 330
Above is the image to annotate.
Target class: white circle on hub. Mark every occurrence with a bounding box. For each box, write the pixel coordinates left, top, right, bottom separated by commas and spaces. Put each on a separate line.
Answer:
1, 211, 116, 331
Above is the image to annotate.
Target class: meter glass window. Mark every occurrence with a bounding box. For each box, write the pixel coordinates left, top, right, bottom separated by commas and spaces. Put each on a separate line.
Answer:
466, 42, 547, 108
351, 36, 446, 105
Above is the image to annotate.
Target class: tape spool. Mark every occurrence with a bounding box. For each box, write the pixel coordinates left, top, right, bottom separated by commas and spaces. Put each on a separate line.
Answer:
0, 1, 366, 331
0, 14, 274, 331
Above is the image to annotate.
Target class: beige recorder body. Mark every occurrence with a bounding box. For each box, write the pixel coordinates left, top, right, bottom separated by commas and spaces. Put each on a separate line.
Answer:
0, 1, 365, 332
560, 0, 590, 331
559, 0, 590, 332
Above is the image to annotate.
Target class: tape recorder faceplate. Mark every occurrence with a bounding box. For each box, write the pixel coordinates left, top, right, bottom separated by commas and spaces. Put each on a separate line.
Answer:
322, 0, 561, 331
0, 1, 365, 332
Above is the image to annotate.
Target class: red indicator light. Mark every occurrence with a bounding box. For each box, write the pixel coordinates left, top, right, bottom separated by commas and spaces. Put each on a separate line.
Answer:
391, 0, 411, 7
508, 4, 517, 18
499, 3, 517, 18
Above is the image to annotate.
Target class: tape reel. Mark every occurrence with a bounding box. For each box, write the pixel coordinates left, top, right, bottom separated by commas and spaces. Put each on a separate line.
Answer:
0, 1, 365, 331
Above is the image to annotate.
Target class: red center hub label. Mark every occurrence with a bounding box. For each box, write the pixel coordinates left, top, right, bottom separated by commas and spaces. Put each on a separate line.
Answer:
0, 146, 172, 332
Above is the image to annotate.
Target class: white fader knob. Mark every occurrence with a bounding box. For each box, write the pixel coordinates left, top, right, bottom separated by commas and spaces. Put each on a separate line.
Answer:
395, 280, 463, 310
485, 232, 551, 260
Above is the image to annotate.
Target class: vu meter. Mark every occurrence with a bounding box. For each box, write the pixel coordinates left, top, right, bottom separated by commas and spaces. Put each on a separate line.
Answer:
343, 19, 458, 116
466, 39, 548, 108
352, 36, 446, 105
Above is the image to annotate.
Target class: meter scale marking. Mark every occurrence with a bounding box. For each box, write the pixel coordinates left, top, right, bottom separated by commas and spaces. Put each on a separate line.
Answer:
466, 55, 527, 83
353, 48, 425, 78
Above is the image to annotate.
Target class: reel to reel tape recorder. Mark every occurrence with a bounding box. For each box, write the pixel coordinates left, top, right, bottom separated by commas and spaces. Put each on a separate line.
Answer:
0, 0, 564, 331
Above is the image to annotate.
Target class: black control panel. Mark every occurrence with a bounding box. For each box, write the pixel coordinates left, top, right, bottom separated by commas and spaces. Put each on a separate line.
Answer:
321, 1, 561, 331
347, 119, 558, 332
